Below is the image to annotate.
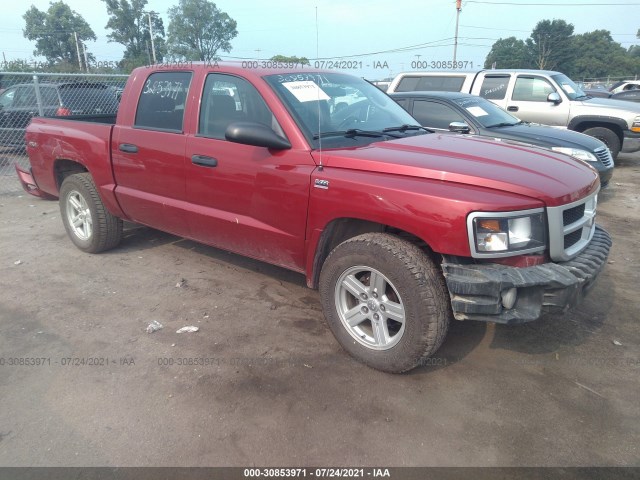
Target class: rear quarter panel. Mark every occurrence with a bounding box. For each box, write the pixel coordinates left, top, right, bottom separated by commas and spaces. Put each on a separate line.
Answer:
26, 118, 125, 217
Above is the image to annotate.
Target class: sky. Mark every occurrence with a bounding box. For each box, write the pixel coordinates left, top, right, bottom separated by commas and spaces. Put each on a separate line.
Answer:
1, 0, 639, 80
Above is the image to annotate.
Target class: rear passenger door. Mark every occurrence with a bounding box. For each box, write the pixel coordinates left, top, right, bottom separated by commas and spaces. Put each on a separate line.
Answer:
184, 73, 315, 270
112, 71, 193, 235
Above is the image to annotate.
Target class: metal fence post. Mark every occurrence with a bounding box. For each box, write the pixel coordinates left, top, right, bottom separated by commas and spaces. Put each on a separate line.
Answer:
32, 74, 44, 117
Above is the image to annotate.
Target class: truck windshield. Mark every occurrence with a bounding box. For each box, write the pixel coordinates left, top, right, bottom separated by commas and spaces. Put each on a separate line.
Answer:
264, 72, 424, 148
451, 96, 521, 128
552, 74, 588, 100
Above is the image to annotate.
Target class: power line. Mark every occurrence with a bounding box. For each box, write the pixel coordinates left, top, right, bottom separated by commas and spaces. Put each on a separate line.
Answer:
466, 1, 640, 5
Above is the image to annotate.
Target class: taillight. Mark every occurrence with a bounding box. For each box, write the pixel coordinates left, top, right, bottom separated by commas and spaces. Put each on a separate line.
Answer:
56, 107, 72, 116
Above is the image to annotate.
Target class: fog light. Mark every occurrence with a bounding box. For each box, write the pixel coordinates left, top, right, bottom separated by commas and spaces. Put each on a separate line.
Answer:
501, 287, 517, 309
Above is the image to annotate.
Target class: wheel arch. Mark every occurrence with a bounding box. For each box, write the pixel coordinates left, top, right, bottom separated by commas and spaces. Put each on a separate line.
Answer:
568, 116, 625, 145
308, 217, 439, 289
54, 159, 88, 191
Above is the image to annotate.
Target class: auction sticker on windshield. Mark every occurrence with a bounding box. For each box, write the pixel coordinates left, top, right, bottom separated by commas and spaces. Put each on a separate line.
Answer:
467, 106, 489, 117
283, 81, 330, 102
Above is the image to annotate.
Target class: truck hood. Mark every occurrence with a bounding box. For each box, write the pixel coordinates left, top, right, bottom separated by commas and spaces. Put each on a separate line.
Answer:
577, 97, 640, 118
314, 133, 598, 207
486, 123, 606, 151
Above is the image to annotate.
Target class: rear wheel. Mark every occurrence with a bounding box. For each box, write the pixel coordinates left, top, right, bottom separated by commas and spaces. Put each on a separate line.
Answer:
582, 127, 621, 160
59, 173, 123, 253
319, 233, 451, 373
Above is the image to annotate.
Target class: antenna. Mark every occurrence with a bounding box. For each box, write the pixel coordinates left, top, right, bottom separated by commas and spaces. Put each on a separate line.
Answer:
316, 5, 323, 171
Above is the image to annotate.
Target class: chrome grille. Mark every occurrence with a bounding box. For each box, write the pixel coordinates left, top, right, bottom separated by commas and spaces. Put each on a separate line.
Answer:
547, 189, 599, 262
594, 147, 613, 168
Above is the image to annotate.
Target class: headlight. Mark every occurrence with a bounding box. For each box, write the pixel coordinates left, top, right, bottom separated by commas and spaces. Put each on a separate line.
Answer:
551, 147, 598, 162
632, 116, 640, 133
468, 210, 546, 257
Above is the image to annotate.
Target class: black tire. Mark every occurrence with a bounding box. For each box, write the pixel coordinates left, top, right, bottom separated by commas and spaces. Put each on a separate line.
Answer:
582, 127, 621, 160
319, 233, 451, 373
59, 173, 123, 253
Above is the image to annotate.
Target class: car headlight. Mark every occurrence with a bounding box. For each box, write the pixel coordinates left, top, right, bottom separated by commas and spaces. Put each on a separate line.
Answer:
467, 210, 546, 257
551, 147, 598, 162
632, 116, 640, 133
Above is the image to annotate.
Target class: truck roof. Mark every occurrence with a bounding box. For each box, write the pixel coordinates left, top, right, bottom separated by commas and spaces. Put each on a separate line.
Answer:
131, 61, 333, 81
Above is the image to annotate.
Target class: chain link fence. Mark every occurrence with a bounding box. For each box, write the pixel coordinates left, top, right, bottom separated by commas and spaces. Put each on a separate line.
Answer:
0, 72, 128, 194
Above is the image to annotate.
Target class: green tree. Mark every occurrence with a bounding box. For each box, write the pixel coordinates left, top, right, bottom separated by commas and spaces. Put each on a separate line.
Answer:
569, 30, 632, 78
525, 19, 574, 70
102, 0, 165, 69
167, 0, 237, 62
270, 55, 310, 65
484, 37, 530, 69
23, 1, 96, 69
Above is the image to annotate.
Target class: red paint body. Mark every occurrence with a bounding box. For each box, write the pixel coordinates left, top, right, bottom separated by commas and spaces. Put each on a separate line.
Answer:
22, 64, 599, 287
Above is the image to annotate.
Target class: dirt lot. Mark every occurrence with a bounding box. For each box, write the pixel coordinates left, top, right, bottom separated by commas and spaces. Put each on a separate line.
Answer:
0, 153, 638, 467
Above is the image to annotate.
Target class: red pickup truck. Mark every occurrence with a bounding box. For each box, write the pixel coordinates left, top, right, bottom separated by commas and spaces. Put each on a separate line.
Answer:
17, 64, 611, 373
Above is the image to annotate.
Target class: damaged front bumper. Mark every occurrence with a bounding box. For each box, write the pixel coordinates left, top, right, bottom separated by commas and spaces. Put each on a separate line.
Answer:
442, 226, 612, 324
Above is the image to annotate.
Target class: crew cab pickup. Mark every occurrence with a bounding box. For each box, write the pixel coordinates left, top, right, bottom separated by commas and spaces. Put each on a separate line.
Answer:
17, 64, 611, 373
387, 69, 640, 160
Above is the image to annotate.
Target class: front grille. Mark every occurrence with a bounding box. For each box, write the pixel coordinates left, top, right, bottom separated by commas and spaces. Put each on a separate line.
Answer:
563, 204, 585, 226
594, 147, 613, 168
547, 189, 599, 262
564, 229, 582, 249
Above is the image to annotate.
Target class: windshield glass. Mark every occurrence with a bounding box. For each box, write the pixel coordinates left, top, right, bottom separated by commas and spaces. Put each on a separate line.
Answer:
264, 72, 423, 148
450, 96, 520, 128
552, 74, 587, 100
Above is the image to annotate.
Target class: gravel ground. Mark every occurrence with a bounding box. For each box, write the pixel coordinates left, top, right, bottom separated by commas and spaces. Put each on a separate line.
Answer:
0, 153, 638, 467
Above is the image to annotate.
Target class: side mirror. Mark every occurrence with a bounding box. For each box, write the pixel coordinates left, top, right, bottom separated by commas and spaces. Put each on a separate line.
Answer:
225, 122, 291, 150
547, 92, 562, 104
449, 121, 471, 133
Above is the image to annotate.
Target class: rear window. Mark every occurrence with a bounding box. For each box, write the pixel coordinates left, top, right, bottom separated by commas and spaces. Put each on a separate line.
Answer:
58, 84, 119, 113
396, 75, 466, 92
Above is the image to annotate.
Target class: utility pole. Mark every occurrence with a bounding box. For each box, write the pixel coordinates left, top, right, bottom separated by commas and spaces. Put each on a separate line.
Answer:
453, 0, 462, 64
147, 12, 157, 64
74, 31, 83, 70
82, 43, 89, 72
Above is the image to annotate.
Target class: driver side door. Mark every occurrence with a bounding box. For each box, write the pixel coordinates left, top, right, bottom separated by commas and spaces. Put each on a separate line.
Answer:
184, 73, 315, 271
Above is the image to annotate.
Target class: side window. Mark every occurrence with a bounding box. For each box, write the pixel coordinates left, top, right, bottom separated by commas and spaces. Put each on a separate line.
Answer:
0, 87, 16, 108
512, 76, 555, 102
199, 73, 284, 140
396, 76, 421, 92
14, 86, 37, 108
479, 75, 510, 100
396, 76, 465, 92
40, 87, 60, 106
394, 98, 410, 110
412, 100, 465, 129
135, 72, 192, 132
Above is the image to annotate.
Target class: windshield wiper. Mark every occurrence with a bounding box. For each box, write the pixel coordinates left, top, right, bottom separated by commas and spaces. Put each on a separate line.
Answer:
383, 124, 432, 133
313, 129, 401, 139
486, 122, 518, 128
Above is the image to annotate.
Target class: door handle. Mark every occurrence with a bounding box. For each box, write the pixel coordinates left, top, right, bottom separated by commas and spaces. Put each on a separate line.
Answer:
191, 155, 218, 167
507, 106, 519, 112
119, 143, 138, 153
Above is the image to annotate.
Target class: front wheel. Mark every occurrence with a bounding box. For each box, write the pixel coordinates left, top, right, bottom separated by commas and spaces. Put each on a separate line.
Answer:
319, 233, 451, 373
582, 127, 621, 160
59, 173, 123, 253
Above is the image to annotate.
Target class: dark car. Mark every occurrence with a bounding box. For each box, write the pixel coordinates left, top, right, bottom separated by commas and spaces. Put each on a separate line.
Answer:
0, 82, 119, 148
389, 91, 614, 186
584, 81, 640, 101
611, 90, 640, 103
